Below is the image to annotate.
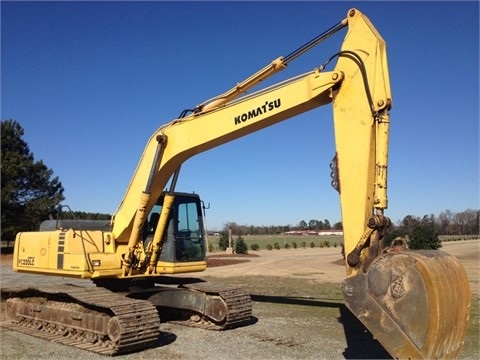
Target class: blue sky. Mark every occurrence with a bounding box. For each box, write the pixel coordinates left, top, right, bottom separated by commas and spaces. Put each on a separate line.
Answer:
2, 1, 479, 230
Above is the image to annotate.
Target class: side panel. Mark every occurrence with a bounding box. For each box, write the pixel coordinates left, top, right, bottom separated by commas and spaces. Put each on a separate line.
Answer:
13, 229, 115, 279
14, 231, 52, 271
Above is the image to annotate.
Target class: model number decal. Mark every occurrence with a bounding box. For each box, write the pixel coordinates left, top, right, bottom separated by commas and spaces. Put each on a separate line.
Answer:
18, 256, 35, 266
234, 99, 281, 125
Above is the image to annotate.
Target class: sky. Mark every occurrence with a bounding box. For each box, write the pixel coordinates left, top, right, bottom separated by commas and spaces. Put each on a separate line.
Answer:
1, 1, 479, 231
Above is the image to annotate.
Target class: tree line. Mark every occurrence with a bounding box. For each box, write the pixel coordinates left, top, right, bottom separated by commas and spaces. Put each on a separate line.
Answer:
218, 209, 479, 237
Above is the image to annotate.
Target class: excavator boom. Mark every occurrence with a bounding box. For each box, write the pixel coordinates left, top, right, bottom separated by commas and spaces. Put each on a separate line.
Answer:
5, 8, 470, 358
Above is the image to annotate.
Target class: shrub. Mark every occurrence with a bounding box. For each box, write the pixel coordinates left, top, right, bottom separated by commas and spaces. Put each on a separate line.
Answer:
409, 225, 442, 250
301, 241, 306, 248
218, 231, 229, 251
292, 241, 297, 249
310, 241, 315, 248
284, 243, 290, 249
319, 241, 324, 248
235, 235, 248, 254
266, 244, 273, 250
208, 243, 214, 253
250, 243, 259, 251
274, 242, 280, 250
323, 240, 330, 248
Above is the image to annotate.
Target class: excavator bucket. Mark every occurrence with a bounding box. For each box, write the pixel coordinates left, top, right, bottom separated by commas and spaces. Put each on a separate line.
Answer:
342, 250, 471, 359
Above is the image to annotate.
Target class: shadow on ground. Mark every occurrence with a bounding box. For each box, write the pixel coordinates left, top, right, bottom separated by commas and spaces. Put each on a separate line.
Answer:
0, 246, 13, 255
251, 294, 392, 360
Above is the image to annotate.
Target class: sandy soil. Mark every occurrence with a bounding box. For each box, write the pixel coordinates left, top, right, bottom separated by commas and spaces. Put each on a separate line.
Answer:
202, 240, 480, 297
205, 247, 347, 280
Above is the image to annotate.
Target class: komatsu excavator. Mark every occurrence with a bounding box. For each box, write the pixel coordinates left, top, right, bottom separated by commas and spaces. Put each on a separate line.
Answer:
2, 8, 471, 359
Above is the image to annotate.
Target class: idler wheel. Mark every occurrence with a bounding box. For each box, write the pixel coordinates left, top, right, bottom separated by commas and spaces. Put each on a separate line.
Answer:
107, 317, 122, 343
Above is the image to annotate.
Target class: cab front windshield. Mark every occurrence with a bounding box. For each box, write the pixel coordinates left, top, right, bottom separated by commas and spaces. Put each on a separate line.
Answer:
145, 194, 205, 262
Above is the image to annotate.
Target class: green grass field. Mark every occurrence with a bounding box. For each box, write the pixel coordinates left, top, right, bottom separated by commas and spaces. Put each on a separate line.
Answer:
207, 234, 479, 253
207, 234, 344, 252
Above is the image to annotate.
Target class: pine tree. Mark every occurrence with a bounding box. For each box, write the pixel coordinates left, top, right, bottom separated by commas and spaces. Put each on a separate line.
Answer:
408, 216, 442, 250
1, 120, 65, 242
235, 235, 248, 254
218, 231, 229, 251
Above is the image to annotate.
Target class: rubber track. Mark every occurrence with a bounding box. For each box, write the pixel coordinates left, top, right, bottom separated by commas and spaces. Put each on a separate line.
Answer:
1, 285, 161, 356
171, 282, 252, 330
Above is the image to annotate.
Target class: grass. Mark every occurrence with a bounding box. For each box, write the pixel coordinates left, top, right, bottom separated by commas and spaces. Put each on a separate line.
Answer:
207, 234, 480, 253
203, 275, 345, 320
463, 296, 480, 357
207, 234, 343, 252
440, 235, 479, 242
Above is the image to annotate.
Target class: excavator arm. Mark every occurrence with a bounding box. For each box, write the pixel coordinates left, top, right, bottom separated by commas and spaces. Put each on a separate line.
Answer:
112, 9, 391, 256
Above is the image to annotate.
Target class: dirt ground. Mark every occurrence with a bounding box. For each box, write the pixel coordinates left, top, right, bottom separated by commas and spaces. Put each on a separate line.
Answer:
0, 240, 478, 359
204, 240, 480, 297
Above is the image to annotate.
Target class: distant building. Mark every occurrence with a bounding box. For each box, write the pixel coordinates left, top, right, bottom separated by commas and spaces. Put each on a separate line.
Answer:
318, 230, 343, 236
282, 230, 343, 236
283, 231, 307, 236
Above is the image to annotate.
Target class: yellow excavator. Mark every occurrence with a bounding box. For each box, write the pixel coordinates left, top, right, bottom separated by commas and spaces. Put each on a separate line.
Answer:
2, 8, 471, 358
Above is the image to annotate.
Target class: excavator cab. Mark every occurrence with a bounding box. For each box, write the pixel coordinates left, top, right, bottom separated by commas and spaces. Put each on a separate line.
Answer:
143, 192, 206, 264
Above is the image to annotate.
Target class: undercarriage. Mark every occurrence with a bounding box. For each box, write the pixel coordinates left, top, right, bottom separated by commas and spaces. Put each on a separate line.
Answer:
1, 278, 252, 356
